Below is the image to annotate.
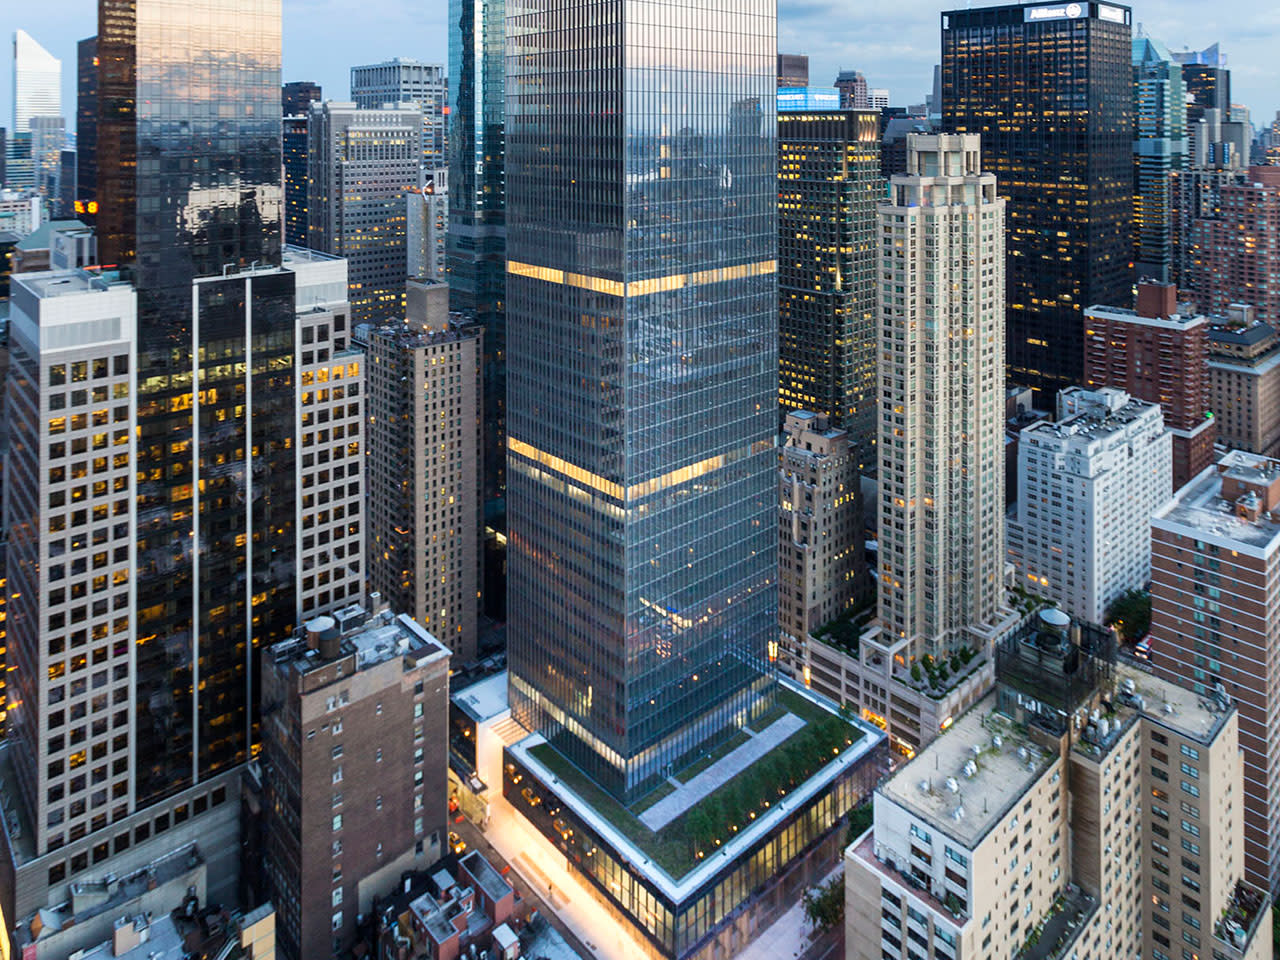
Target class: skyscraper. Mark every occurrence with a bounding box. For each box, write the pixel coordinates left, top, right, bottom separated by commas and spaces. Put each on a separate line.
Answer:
777, 103, 882, 471
0, 3, 376, 939
776, 53, 809, 88
8, 30, 61, 193
281, 81, 320, 248
505, 0, 779, 802
365, 280, 482, 663
1084, 282, 1215, 490
281, 114, 308, 247
448, 0, 507, 511
877, 134, 1008, 657
942, 2, 1133, 396
75, 37, 97, 218
1188, 167, 1280, 325
1172, 43, 1230, 125
1150, 451, 1280, 892
350, 59, 448, 171
1006, 387, 1171, 625
306, 100, 422, 323
12, 30, 61, 134
280, 80, 321, 117
835, 69, 869, 109
28, 115, 65, 203
1133, 32, 1187, 283
94, 0, 295, 809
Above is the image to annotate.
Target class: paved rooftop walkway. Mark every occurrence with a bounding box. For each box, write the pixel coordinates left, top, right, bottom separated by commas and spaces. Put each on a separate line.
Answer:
639, 712, 805, 830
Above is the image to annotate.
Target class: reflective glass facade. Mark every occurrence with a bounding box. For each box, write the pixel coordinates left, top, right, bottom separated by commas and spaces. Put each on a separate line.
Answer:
448, 0, 508, 506
777, 109, 882, 473
1132, 35, 1186, 284
942, 2, 1134, 396
505, 0, 779, 802
282, 115, 308, 247
77, 36, 98, 217
96, 0, 295, 806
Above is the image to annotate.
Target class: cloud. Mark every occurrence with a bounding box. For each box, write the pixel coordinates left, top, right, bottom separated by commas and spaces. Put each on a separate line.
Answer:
3, 0, 1279, 138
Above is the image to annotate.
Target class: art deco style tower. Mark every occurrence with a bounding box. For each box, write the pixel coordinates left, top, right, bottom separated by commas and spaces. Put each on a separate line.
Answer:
877, 135, 1007, 657
505, 0, 779, 802
942, 1, 1133, 397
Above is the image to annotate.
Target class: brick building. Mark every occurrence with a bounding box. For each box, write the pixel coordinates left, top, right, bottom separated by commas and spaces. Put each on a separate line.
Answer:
258, 607, 451, 960
1150, 451, 1280, 892
1206, 313, 1280, 459
1187, 166, 1280, 324
1085, 281, 1215, 491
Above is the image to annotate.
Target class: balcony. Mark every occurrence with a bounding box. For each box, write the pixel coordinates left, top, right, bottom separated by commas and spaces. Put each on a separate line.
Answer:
1213, 879, 1270, 959
1012, 885, 1098, 960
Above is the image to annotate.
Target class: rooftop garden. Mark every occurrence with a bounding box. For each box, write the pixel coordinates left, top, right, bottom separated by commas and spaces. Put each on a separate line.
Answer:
811, 594, 877, 657
1009, 583, 1052, 616
527, 687, 862, 879
1013, 887, 1098, 960
896, 646, 983, 700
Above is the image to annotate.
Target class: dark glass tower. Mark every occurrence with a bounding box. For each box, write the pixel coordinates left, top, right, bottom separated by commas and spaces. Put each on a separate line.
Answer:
282, 115, 308, 247
281, 80, 321, 117
76, 36, 97, 220
506, 0, 779, 803
777, 106, 882, 473
96, 0, 296, 805
447, 0, 506, 509
942, 1, 1133, 395
1173, 45, 1230, 126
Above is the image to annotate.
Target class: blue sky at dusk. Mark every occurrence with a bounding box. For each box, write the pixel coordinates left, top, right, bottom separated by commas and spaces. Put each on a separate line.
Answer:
5, 0, 1280, 134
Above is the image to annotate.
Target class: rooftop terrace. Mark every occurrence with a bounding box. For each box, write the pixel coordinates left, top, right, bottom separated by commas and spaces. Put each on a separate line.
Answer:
511, 680, 883, 900
880, 695, 1054, 848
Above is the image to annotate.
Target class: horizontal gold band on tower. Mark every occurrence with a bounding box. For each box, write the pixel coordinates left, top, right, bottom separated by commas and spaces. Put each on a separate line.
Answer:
508, 437, 775, 502
506, 259, 777, 298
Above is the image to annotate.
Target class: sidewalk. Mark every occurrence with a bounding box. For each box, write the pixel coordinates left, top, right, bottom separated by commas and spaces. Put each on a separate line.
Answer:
734, 863, 842, 960
483, 792, 840, 960
484, 794, 651, 960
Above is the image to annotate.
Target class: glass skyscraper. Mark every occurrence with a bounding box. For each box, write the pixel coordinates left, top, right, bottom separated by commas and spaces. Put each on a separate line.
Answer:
942, 1, 1134, 396
76, 37, 98, 218
777, 105, 882, 473
505, 0, 780, 803
1133, 33, 1187, 283
448, 0, 508, 508
96, 0, 296, 805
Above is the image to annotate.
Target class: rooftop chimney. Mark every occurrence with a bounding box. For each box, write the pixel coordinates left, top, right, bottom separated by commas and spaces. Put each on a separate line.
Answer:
1136, 281, 1177, 320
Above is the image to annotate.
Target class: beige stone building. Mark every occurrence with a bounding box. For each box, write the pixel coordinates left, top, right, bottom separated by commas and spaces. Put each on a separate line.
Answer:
847, 615, 1271, 960
877, 134, 1009, 658
365, 280, 482, 662
1150, 450, 1280, 893
777, 410, 867, 675
801, 134, 1019, 761
289, 246, 367, 618
1206, 317, 1280, 459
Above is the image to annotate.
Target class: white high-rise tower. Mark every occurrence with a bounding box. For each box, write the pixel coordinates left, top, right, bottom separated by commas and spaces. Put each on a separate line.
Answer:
13, 29, 61, 133
877, 134, 1009, 656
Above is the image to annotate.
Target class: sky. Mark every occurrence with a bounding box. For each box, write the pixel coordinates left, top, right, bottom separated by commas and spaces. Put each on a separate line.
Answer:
4, 0, 1280, 136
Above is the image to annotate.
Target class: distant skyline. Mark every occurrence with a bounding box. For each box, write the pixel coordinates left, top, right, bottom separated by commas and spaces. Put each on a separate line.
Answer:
4, 0, 1280, 135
